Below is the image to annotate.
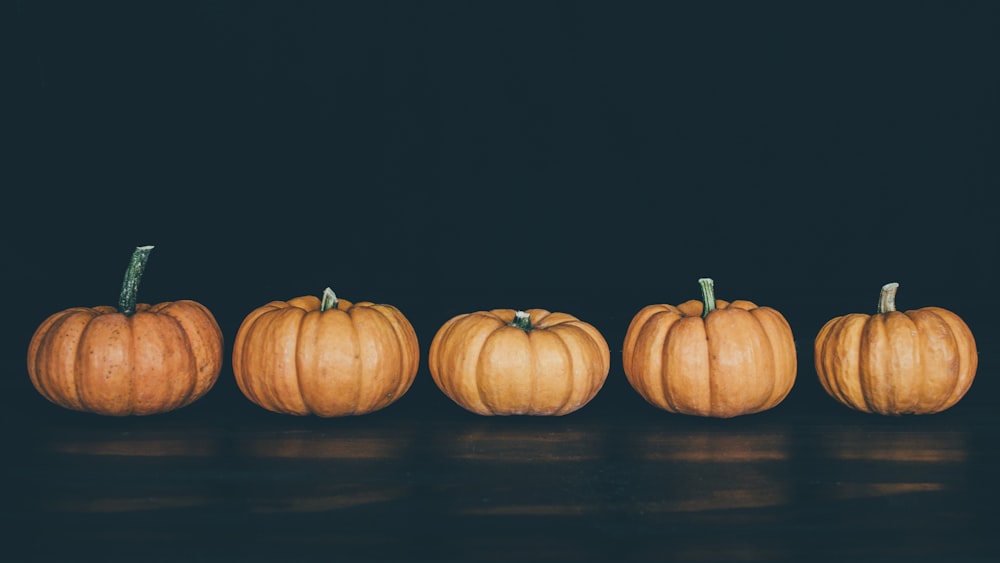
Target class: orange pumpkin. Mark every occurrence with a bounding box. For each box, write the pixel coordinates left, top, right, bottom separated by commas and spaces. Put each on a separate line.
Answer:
231, 288, 419, 416
428, 308, 610, 416
27, 246, 224, 416
622, 278, 797, 418
814, 282, 977, 415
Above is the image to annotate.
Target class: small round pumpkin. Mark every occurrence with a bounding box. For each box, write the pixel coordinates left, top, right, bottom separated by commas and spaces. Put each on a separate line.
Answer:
622, 278, 797, 418
27, 246, 224, 416
231, 288, 420, 417
814, 282, 977, 415
428, 308, 610, 416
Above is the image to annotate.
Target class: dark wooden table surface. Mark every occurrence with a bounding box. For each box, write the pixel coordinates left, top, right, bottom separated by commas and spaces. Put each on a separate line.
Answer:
4, 296, 998, 563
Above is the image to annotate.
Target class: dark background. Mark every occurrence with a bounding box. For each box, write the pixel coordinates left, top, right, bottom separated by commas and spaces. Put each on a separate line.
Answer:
5, 0, 997, 413
2, 1, 997, 397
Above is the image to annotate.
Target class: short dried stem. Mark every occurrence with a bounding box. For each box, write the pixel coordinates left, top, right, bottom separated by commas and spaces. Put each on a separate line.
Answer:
510, 310, 533, 330
878, 282, 900, 314
698, 278, 717, 318
321, 287, 339, 311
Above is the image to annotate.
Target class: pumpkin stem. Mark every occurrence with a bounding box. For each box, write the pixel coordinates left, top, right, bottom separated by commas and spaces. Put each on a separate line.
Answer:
320, 287, 339, 311
698, 278, 716, 318
118, 245, 154, 316
510, 310, 533, 331
878, 282, 900, 314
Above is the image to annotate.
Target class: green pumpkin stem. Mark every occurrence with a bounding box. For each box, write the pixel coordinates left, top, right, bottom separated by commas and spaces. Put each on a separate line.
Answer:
320, 287, 339, 311
878, 282, 900, 314
510, 310, 533, 331
698, 277, 716, 318
118, 245, 154, 316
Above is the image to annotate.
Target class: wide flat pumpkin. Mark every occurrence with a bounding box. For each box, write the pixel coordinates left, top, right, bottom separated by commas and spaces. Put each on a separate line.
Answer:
428, 308, 610, 416
232, 288, 419, 417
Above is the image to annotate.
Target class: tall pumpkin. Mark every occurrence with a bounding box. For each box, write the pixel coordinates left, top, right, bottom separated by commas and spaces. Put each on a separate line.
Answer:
622, 278, 797, 418
428, 308, 610, 416
814, 282, 977, 415
27, 246, 224, 416
231, 288, 419, 417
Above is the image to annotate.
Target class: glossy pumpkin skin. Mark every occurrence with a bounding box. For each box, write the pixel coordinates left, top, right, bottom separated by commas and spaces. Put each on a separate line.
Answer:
622, 296, 797, 418
814, 299, 977, 415
232, 294, 420, 417
27, 300, 224, 416
428, 309, 611, 416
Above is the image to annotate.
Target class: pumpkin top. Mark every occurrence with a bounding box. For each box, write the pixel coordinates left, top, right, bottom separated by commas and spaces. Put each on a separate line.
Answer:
243, 288, 420, 320
455, 308, 590, 331
260, 294, 357, 313
832, 282, 932, 320
672, 298, 761, 317
662, 278, 763, 318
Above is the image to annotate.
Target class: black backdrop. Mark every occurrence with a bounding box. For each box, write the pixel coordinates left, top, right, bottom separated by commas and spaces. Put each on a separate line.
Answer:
5, 1, 998, 413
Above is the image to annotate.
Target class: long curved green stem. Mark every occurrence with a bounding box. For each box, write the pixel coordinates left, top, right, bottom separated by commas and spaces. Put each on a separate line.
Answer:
698, 278, 716, 318
878, 282, 900, 314
118, 245, 154, 315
